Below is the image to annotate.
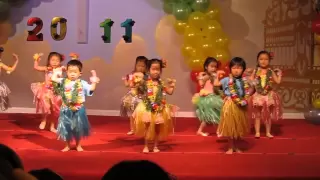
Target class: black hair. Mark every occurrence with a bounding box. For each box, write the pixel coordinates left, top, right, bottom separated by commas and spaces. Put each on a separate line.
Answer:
256, 50, 272, 68
29, 168, 63, 180
101, 160, 174, 180
46, 52, 63, 67
203, 57, 220, 72
147, 58, 164, 72
134, 56, 148, 72
67, 59, 83, 71
0, 144, 23, 170
0, 47, 4, 53
229, 57, 246, 75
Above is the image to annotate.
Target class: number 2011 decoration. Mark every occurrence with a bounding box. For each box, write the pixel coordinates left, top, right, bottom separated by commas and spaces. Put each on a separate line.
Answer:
26, 17, 135, 43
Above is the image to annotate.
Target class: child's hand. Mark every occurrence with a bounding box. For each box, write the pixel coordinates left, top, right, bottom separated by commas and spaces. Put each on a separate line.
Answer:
90, 70, 100, 83
217, 70, 225, 78
12, 53, 19, 60
273, 68, 282, 76
33, 53, 43, 61
166, 78, 176, 87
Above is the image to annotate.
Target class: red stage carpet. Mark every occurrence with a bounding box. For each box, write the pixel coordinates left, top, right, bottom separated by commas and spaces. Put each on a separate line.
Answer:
0, 113, 320, 180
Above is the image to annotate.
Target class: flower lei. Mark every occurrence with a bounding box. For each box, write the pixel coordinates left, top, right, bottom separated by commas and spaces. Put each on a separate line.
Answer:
142, 77, 166, 113
228, 77, 250, 106
59, 78, 84, 111
255, 68, 273, 96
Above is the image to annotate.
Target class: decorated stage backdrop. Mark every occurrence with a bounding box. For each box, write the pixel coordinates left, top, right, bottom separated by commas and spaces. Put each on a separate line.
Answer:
0, 0, 317, 114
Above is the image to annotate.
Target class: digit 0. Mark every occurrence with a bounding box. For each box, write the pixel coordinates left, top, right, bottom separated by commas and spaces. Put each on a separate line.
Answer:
27, 17, 43, 41
51, 17, 67, 41
121, 19, 135, 43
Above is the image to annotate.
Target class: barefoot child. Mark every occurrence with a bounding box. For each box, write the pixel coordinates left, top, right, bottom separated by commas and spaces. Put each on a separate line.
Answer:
133, 59, 177, 153
216, 57, 251, 154
51, 58, 100, 152
120, 56, 147, 135
249, 51, 282, 138
0, 47, 19, 111
192, 57, 224, 136
31, 52, 64, 132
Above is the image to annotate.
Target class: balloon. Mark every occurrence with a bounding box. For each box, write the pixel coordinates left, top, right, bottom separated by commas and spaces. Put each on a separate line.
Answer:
188, 11, 206, 29
212, 49, 230, 63
213, 31, 229, 47
220, 61, 230, 76
190, 70, 201, 82
304, 109, 320, 125
312, 17, 320, 34
313, 99, 320, 109
186, 54, 205, 71
163, 1, 174, 14
191, 0, 210, 12
181, 44, 197, 57
196, 83, 202, 92
202, 20, 222, 39
174, 20, 189, 34
197, 37, 214, 57
173, 3, 192, 21
183, 26, 202, 45
205, 6, 220, 20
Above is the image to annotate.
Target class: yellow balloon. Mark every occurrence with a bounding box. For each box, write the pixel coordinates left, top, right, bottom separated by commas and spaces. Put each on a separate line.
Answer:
188, 11, 206, 29
313, 99, 320, 109
181, 44, 197, 57
202, 20, 222, 39
197, 37, 215, 57
213, 31, 229, 48
186, 54, 206, 71
206, 6, 220, 20
174, 20, 189, 34
183, 26, 202, 45
211, 49, 230, 63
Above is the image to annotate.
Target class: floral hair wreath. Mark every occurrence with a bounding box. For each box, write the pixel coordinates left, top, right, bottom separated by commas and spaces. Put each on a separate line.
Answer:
60, 54, 65, 61
69, 52, 79, 60
268, 51, 274, 60
161, 59, 167, 68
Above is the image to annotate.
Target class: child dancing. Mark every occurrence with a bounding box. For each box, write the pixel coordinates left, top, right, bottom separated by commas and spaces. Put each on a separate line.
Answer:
216, 57, 251, 154
0, 47, 19, 111
133, 59, 177, 153
51, 59, 100, 152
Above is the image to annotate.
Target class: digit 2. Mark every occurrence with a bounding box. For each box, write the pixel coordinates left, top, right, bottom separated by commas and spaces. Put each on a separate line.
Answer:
27, 17, 44, 41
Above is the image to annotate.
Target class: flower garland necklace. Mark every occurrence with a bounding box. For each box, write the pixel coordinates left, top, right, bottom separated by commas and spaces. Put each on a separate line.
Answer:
255, 68, 273, 95
228, 76, 250, 106
59, 78, 83, 111
142, 77, 166, 113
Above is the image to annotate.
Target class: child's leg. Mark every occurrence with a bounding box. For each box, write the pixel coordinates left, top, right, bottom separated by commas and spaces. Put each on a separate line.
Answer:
153, 124, 161, 153
226, 138, 234, 154
254, 118, 261, 138
61, 141, 71, 152
143, 123, 150, 153
39, 114, 47, 130
234, 138, 242, 153
127, 116, 134, 135
265, 121, 273, 138
197, 121, 208, 136
75, 139, 83, 152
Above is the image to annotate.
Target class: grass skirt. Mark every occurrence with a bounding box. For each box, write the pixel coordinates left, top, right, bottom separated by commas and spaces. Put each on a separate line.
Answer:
31, 82, 61, 117
57, 106, 91, 141
217, 98, 250, 139
192, 93, 222, 124
133, 102, 178, 141
250, 91, 282, 123
0, 81, 10, 111
120, 90, 141, 117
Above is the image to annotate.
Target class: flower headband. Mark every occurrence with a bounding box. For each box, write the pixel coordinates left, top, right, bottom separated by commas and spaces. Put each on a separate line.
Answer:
69, 52, 79, 60
161, 59, 167, 68
269, 52, 274, 60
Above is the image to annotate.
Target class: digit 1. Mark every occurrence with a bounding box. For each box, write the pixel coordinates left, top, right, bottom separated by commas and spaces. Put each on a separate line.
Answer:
27, 17, 43, 41
121, 19, 135, 43
51, 17, 67, 41
100, 19, 114, 43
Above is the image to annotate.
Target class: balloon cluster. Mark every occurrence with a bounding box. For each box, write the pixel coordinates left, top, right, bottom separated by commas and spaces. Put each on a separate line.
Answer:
304, 99, 320, 125
162, 0, 230, 92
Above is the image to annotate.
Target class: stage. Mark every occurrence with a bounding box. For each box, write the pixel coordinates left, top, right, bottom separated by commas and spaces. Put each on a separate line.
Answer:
0, 113, 320, 180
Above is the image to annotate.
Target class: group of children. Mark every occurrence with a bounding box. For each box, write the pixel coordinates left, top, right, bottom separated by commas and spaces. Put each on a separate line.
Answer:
0, 46, 282, 154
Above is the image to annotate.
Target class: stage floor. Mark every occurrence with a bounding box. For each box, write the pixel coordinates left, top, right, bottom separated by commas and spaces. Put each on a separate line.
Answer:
0, 113, 320, 180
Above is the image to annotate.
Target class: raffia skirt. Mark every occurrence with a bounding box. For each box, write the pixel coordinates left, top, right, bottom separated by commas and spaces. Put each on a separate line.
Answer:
133, 102, 178, 141
0, 81, 10, 111
217, 98, 250, 139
